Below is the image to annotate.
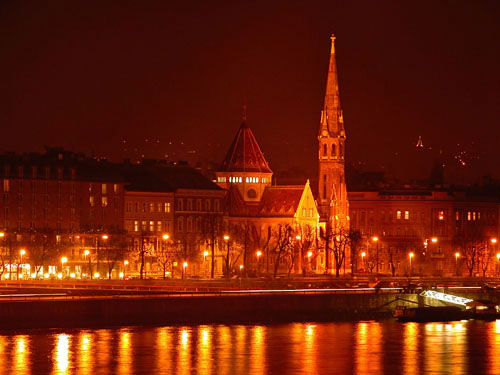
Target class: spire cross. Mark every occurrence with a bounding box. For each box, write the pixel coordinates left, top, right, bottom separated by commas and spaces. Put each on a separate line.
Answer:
330, 34, 336, 53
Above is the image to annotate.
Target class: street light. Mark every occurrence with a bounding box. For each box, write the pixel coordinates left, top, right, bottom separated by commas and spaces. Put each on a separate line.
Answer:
361, 252, 366, 270
497, 253, 500, 276
182, 262, 188, 279
455, 252, 460, 276
61, 257, 68, 277
18, 249, 26, 280
372, 236, 379, 274
162, 234, 169, 240
123, 260, 129, 279
409, 252, 414, 277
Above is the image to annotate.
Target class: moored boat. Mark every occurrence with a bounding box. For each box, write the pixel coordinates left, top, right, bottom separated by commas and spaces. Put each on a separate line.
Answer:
393, 305, 467, 322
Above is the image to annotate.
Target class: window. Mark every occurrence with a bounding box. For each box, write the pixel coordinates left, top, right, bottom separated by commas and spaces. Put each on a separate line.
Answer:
89, 196, 95, 207
113, 184, 118, 193
142, 202, 146, 213
331, 144, 336, 157
149, 221, 154, 232
3, 179, 9, 192
339, 143, 344, 158
141, 220, 147, 232
404, 211, 409, 220
157, 203, 162, 213
178, 217, 184, 232
205, 199, 211, 211
102, 197, 108, 207
164, 202, 171, 213
149, 202, 154, 213
187, 217, 193, 232
134, 220, 139, 232
214, 200, 220, 212
18, 166, 24, 178
126, 202, 132, 213
177, 199, 184, 211
467, 211, 471, 221
196, 199, 202, 211
323, 143, 327, 156
157, 221, 162, 232
397, 210, 402, 220
102, 184, 107, 195
57, 167, 63, 179
187, 199, 193, 211
455, 211, 460, 221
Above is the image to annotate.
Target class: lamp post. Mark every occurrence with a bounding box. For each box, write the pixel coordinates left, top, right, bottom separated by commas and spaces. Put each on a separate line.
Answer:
256, 250, 262, 276
61, 256, 68, 277
497, 253, 500, 277
224, 235, 230, 278
123, 260, 129, 279
409, 252, 414, 278
182, 262, 188, 279
84, 250, 91, 279
455, 252, 460, 276
203, 251, 209, 277
372, 236, 379, 274
18, 249, 26, 280
307, 251, 313, 271
361, 252, 366, 271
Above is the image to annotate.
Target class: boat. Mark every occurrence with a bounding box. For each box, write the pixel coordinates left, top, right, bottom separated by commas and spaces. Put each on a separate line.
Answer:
393, 305, 467, 322
466, 300, 500, 320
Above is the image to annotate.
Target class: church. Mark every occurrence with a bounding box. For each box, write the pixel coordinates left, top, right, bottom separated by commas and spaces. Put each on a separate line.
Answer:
215, 35, 350, 277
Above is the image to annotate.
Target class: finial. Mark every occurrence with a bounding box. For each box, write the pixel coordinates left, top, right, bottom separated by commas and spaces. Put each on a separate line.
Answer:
330, 34, 336, 54
242, 104, 247, 122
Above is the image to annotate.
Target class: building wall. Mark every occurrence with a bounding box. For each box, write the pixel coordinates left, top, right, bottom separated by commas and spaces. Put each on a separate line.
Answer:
348, 190, 500, 277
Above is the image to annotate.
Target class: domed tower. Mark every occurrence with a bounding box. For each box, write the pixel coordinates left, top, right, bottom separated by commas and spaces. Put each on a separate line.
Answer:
216, 113, 272, 203
318, 34, 349, 229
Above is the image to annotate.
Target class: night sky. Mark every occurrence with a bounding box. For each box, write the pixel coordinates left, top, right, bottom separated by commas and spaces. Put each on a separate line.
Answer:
1, 1, 499, 183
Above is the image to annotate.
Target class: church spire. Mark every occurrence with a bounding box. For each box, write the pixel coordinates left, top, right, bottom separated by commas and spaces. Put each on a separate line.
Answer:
319, 34, 344, 138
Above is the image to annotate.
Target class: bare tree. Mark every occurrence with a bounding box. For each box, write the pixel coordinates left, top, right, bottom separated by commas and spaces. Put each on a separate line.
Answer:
348, 229, 362, 274
331, 227, 350, 277
271, 224, 293, 279
104, 235, 130, 279
200, 214, 223, 278
295, 224, 317, 276
155, 237, 177, 279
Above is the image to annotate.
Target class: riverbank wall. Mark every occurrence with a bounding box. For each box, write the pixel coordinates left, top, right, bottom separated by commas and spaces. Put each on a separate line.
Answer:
1, 290, 496, 329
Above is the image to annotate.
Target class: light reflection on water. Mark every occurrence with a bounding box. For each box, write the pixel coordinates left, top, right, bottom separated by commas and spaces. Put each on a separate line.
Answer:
2, 320, 500, 374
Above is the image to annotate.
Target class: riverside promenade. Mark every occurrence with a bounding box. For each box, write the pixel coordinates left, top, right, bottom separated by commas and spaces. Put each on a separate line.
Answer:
0, 278, 498, 329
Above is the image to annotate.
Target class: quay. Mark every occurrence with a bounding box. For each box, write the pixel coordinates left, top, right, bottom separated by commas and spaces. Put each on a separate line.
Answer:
0, 279, 498, 329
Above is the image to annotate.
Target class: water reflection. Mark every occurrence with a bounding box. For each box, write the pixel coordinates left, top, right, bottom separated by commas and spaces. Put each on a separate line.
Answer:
2, 320, 500, 374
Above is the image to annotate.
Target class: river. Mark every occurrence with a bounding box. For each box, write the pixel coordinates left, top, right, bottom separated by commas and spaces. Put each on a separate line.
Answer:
1, 320, 499, 374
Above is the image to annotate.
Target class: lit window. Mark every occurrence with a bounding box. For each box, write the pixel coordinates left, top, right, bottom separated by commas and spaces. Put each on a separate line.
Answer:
397, 211, 401, 220
477, 212, 481, 220
438, 210, 444, 220
149, 221, 154, 232
114, 184, 118, 193
3, 179, 9, 192
102, 184, 107, 195
134, 220, 139, 232
455, 211, 460, 221
404, 211, 409, 220
164, 202, 171, 213
467, 211, 471, 221
101, 197, 108, 207
149, 202, 154, 213
472, 212, 476, 221
89, 196, 95, 207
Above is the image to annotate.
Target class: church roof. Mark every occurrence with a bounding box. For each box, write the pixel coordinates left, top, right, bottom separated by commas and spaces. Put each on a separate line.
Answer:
220, 121, 272, 174
257, 186, 304, 217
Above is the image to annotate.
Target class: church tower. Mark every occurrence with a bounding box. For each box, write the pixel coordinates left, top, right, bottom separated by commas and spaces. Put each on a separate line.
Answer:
216, 111, 273, 203
318, 34, 349, 229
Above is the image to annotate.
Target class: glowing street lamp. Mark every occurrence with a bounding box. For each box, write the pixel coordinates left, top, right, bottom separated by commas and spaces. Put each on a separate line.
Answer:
182, 262, 188, 279
361, 251, 366, 269
162, 234, 169, 240
431, 237, 438, 244
20, 249, 26, 262
61, 257, 68, 277
409, 252, 414, 276
455, 252, 460, 276
491, 238, 498, 245
372, 236, 379, 274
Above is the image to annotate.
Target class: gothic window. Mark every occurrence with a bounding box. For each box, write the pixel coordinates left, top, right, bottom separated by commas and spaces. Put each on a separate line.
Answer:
323, 143, 327, 157
339, 143, 344, 158
331, 144, 336, 157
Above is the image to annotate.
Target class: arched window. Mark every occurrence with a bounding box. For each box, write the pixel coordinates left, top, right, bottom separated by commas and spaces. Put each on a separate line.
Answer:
323, 143, 327, 156
339, 143, 344, 158
331, 144, 336, 157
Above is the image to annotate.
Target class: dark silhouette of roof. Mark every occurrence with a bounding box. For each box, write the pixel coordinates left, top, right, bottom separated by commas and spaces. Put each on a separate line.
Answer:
124, 164, 221, 192
220, 121, 272, 173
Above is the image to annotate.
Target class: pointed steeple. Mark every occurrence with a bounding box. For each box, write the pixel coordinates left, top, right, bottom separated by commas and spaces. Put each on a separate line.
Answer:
319, 34, 344, 138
